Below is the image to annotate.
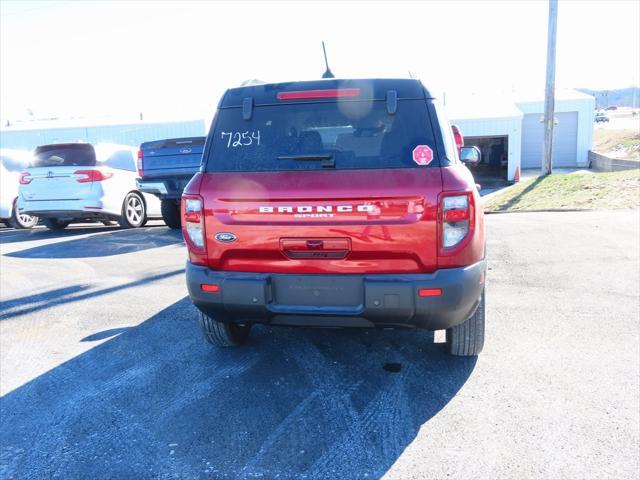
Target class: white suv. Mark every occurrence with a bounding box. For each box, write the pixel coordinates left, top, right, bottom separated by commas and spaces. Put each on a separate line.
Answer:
17, 143, 161, 230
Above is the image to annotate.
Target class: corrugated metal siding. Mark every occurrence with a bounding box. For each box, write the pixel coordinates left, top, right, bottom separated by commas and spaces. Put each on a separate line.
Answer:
0, 120, 207, 150
521, 112, 578, 168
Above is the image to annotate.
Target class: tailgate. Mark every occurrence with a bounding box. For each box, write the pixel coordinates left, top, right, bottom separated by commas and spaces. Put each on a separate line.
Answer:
141, 137, 205, 179
200, 169, 442, 274
20, 166, 94, 201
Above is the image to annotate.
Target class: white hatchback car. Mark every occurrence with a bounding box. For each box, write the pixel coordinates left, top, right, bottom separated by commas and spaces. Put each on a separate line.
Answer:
1, 149, 39, 229
17, 143, 161, 230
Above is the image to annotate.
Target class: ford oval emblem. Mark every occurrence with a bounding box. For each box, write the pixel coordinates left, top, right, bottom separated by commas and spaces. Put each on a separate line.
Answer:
215, 232, 236, 243
180, 148, 192, 154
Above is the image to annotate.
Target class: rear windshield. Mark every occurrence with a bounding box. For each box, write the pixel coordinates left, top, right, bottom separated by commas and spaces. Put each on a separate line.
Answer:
205, 99, 436, 172
31, 144, 96, 168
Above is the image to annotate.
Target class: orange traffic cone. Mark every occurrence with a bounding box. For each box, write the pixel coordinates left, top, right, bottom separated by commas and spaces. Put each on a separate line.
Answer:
514, 166, 521, 183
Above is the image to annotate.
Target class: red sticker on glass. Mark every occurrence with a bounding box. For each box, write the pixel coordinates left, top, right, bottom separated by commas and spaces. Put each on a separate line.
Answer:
412, 145, 433, 166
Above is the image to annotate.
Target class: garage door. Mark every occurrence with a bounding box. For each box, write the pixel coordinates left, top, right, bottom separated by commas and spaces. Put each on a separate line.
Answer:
521, 112, 578, 168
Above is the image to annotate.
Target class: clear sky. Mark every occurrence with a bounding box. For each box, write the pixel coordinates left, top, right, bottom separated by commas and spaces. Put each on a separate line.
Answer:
1, 0, 638, 123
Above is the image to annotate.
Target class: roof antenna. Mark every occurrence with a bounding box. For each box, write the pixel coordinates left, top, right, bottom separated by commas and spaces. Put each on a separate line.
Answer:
322, 41, 335, 79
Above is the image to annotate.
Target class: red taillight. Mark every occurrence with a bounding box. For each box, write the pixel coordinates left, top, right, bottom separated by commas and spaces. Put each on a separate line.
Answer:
137, 149, 144, 178
19, 172, 32, 184
277, 88, 361, 100
74, 170, 113, 183
201, 284, 220, 293
440, 193, 474, 252
451, 125, 464, 155
444, 208, 470, 223
182, 195, 207, 265
418, 288, 442, 297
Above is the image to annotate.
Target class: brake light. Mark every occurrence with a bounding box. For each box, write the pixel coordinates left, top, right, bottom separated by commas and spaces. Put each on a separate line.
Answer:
440, 193, 473, 249
451, 125, 464, 155
73, 170, 113, 183
277, 88, 360, 100
19, 172, 32, 184
183, 195, 205, 250
137, 149, 144, 178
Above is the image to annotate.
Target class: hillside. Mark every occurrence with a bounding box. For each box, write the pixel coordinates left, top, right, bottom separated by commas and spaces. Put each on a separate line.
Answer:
577, 87, 640, 109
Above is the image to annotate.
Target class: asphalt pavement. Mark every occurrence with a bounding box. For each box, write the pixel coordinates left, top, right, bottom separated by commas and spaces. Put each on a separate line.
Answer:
1, 211, 639, 479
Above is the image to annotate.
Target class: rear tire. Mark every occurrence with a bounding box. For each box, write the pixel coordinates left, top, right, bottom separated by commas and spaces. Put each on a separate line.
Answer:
445, 289, 485, 356
161, 199, 181, 229
8, 202, 38, 229
118, 192, 147, 228
198, 311, 251, 347
42, 218, 70, 231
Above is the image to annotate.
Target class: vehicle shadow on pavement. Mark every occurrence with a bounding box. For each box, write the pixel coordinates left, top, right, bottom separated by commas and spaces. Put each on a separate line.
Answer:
0, 298, 477, 479
4, 227, 184, 259
0, 269, 184, 321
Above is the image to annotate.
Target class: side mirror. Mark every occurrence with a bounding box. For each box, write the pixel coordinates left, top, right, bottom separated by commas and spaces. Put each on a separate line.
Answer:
460, 146, 481, 166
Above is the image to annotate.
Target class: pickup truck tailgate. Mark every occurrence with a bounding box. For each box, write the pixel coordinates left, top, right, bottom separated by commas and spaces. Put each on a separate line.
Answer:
140, 137, 205, 179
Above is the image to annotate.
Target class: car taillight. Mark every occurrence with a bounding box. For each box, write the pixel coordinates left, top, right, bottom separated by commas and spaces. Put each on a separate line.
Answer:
137, 149, 144, 178
451, 125, 464, 155
19, 172, 32, 184
183, 196, 205, 249
73, 170, 113, 183
441, 193, 473, 249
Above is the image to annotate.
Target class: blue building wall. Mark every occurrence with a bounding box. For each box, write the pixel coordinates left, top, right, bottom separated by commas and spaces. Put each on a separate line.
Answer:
0, 119, 207, 150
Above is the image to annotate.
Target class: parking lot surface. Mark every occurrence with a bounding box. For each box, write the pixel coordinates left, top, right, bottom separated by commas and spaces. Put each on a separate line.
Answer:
1, 211, 639, 479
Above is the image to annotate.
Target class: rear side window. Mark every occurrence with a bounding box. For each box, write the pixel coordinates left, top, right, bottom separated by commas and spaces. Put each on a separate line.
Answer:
103, 150, 135, 171
433, 101, 459, 163
31, 144, 96, 168
205, 100, 436, 172
0, 154, 27, 172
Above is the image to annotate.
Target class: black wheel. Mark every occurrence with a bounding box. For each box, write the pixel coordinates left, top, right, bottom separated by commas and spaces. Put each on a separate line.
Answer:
161, 199, 181, 229
445, 289, 485, 356
8, 200, 38, 229
198, 311, 251, 347
118, 192, 147, 228
42, 218, 70, 231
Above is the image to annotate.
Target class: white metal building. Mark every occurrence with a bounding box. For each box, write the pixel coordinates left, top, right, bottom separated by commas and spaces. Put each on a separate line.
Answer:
449, 89, 595, 181
0, 118, 208, 151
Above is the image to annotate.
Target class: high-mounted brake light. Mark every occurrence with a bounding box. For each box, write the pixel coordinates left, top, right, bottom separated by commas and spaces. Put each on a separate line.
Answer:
73, 170, 113, 183
137, 149, 144, 178
19, 172, 32, 184
277, 88, 361, 100
440, 193, 473, 249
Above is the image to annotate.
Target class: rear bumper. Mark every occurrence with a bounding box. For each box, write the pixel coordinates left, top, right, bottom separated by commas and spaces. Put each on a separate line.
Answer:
17, 199, 114, 219
186, 260, 486, 330
137, 177, 192, 200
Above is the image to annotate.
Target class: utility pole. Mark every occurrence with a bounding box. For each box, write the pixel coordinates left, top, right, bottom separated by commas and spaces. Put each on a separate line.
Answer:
542, 0, 558, 175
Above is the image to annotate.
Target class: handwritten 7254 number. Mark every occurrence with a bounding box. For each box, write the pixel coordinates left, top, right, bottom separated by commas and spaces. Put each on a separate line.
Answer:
221, 131, 261, 148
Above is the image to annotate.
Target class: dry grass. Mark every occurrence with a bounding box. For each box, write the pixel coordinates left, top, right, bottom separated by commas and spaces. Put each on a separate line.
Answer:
485, 170, 640, 212
593, 129, 640, 160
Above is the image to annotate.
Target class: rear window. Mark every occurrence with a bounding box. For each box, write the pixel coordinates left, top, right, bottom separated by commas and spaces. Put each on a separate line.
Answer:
205, 100, 436, 172
31, 144, 96, 168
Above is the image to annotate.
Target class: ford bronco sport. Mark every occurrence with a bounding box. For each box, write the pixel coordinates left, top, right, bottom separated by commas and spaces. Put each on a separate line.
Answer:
183, 79, 486, 356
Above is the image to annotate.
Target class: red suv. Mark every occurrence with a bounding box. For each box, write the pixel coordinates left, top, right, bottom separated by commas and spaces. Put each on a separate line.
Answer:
183, 79, 486, 356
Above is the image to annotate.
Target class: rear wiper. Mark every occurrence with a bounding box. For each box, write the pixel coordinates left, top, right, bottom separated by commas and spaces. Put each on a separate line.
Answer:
277, 154, 335, 168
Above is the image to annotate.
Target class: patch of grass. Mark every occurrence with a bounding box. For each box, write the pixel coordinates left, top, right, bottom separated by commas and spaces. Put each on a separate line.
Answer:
485, 169, 640, 212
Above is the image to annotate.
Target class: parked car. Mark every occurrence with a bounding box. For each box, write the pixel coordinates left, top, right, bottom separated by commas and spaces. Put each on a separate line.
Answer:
0, 149, 38, 229
182, 78, 487, 356
17, 143, 161, 230
595, 112, 610, 123
136, 137, 205, 229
